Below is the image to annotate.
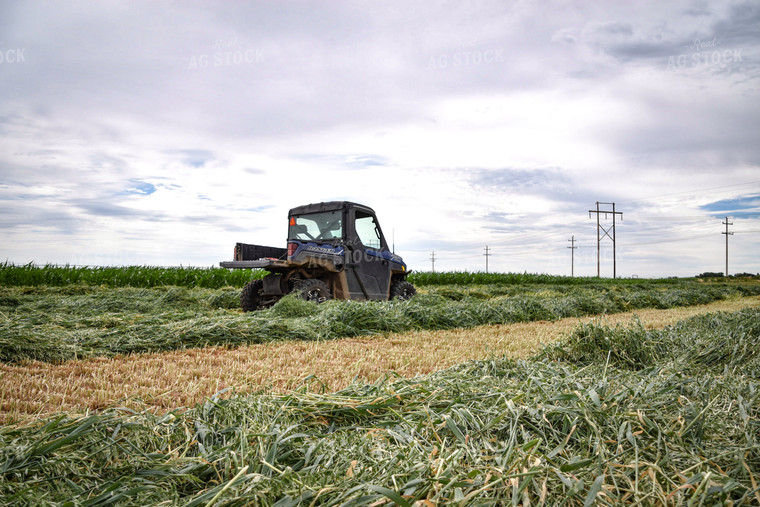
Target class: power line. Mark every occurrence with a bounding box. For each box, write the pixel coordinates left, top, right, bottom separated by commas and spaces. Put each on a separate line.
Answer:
708, 212, 760, 218
413, 221, 749, 261
429, 251, 436, 272
412, 200, 759, 269
623, 231, 715, 246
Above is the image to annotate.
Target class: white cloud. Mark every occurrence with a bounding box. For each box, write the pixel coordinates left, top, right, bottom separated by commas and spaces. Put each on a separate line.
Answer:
1, 0, 758, 277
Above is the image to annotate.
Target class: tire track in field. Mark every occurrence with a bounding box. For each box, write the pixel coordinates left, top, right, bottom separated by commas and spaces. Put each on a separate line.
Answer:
2, 296, 759, 423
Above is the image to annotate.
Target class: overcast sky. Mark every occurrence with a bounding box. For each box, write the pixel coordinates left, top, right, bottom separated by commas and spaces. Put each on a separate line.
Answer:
1, 1, 759, 277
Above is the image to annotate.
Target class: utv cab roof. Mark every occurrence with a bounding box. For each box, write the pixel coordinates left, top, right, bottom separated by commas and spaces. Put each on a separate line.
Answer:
288, 201, 376, 216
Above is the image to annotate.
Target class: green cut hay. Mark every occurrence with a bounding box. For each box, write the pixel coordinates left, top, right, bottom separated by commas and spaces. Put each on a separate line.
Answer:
1, 281, 759, 363
1, 309, 759, 505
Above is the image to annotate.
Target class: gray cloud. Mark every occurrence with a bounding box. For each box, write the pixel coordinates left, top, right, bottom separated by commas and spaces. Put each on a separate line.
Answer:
465, 167, 595, 210
468, 167, 570, 190
69, 199, 157, 219
1, 0, 758, 275
0, 202, 79, 230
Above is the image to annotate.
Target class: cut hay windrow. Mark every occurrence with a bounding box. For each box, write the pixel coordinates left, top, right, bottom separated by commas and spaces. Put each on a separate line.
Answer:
1, 308, 758, 505
2, 297, 757, 424
407, 270, 691, 286
2, 283, 760, 364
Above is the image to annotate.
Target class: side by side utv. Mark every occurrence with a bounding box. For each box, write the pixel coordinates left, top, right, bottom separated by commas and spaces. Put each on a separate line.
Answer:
220, 201, 415, 311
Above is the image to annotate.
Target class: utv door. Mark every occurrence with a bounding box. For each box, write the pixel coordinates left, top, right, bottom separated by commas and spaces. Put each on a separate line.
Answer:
346, 209, 392, 300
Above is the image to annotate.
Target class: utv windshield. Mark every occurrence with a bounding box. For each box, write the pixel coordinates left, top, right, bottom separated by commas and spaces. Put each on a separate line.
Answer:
288, 210, 343, 241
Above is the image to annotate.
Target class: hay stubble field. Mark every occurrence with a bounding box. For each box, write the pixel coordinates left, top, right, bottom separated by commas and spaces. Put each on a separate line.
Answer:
1, 265, 760, 505
3, 296, 759, 423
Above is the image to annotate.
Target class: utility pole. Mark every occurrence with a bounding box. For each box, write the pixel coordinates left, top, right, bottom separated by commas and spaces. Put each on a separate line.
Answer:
430, 251, 436, 272
722, 217, 733, 277
483, 246, 491, 273
588, 202, 623, 278
567, 236, 577, 277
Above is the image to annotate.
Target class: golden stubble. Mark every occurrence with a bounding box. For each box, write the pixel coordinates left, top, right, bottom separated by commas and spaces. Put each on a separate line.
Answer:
2, 296, 759, 424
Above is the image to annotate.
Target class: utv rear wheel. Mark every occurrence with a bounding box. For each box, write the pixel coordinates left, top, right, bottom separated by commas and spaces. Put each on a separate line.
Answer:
241, 279, 264, 312
390, 280, 416, 300
295, 279, 332, 304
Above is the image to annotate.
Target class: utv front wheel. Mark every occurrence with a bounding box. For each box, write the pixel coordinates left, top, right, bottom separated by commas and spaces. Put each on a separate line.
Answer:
390, 280, 416, 300
296, 279, 332, 304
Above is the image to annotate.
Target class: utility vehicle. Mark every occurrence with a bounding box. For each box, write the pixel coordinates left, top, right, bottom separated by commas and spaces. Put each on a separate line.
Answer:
220, 201, 415, 311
